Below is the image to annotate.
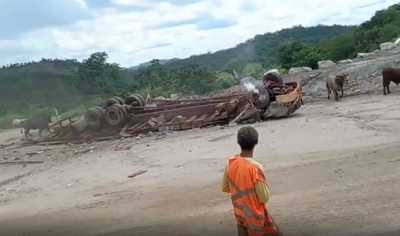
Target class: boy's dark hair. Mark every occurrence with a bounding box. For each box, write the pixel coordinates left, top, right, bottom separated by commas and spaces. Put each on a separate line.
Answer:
237, 126, 258, 151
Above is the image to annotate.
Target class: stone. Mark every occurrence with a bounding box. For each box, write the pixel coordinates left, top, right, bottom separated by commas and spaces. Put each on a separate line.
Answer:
338, 59, 353, 64
288, 67, 310, 75
317, 60, 336, 69
395, 37, 400, 46
170, 94, 179, 99
380, 42, 395, 51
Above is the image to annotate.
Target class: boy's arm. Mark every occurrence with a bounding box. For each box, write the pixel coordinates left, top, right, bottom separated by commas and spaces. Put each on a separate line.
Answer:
253, 163, 270, 204
255, 181, 270, 204
221, 163, 230, 193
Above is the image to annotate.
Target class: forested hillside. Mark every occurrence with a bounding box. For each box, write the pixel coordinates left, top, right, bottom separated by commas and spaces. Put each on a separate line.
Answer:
130, 58, 179, 70
162, 25, 355, 70
0, 53, 223, 128
276, 4, 400, 69
0, 3, 399, 128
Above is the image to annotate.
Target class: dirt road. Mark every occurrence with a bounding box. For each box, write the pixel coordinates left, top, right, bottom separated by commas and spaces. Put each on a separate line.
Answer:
1, 94, 400, 236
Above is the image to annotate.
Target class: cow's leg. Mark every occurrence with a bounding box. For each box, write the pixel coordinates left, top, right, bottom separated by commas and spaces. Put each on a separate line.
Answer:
327, 88, 331, 99
334, 90, 339, 101
24, 129, 31, 138
388, 84, 391, 94
340, 88, 344, 98
383, 85, 387, 95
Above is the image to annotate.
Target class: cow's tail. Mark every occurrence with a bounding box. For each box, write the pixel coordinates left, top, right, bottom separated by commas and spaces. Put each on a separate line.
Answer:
326, 78, 331, 90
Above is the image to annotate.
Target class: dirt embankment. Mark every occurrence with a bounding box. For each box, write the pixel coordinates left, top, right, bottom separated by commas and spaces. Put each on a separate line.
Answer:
1, 94, 400, 235
284, 47, 400, 101
226, 47, 400, 102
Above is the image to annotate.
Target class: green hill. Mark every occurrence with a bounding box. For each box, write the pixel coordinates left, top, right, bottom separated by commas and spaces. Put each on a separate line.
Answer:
275, 4, 400, 69
130, 58, 179, 70
163, 25, 355, 70
131, 25, 355, 71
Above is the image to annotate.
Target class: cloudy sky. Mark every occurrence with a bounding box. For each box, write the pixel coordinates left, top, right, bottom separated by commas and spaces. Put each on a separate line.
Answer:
0, 0, 398, 67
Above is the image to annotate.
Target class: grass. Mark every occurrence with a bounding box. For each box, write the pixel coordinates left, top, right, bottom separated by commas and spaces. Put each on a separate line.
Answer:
0, 97, 104, 130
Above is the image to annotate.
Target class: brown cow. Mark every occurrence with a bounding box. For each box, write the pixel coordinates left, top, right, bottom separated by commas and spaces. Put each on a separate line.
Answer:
382, 67, 400, 95
326, 73, 348, 101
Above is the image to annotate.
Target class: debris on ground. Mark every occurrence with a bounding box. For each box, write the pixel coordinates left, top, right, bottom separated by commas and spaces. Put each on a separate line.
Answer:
0, 161, 43, 165
285, 47, 400, 101
128, 170, 148, 178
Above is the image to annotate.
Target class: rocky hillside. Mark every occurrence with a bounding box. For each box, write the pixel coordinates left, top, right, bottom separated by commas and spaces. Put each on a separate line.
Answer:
283, 46, 400, 101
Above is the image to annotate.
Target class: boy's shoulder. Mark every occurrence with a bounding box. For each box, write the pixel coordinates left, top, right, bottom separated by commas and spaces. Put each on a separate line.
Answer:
226, 156, 264, 172
244, 158, 264, 172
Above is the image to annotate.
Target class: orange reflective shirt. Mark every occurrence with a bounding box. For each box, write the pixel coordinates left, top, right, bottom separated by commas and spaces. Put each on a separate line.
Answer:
222, 158, 270, 203
224, 155, 278, 236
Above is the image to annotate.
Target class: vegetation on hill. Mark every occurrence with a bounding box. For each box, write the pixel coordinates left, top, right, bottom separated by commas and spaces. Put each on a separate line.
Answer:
277, 4, 400, 69
162, 25, 354, 70
130, 58, 179, 70
0, 3, 399, 129
0, 53, 224, 128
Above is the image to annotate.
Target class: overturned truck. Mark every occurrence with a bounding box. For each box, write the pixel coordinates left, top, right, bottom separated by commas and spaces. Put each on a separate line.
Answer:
30, 73, 303, 144
236, 72, 302, 122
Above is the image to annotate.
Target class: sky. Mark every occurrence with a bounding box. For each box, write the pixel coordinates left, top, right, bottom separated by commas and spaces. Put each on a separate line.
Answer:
0, 0, 398, 68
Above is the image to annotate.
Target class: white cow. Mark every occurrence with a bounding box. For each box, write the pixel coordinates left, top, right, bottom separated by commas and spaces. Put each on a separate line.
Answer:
12, 119, 27, 125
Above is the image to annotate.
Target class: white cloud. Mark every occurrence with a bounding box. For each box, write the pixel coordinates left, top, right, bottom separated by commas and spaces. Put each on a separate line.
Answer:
0, 0, 398, 67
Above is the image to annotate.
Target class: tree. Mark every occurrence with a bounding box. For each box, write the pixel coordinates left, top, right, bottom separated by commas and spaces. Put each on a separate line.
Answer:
174, 64, 218, 94
73, 52, 123, 97
277, 42, 305, 69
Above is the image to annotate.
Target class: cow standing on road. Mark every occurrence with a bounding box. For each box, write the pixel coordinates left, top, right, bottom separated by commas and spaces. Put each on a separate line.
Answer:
326, 73, 348, 101
382, 67, 400, 95
20, 115, 52, 138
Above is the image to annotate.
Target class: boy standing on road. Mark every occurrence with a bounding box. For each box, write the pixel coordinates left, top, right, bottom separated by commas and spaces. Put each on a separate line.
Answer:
221, 126, 283, 236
